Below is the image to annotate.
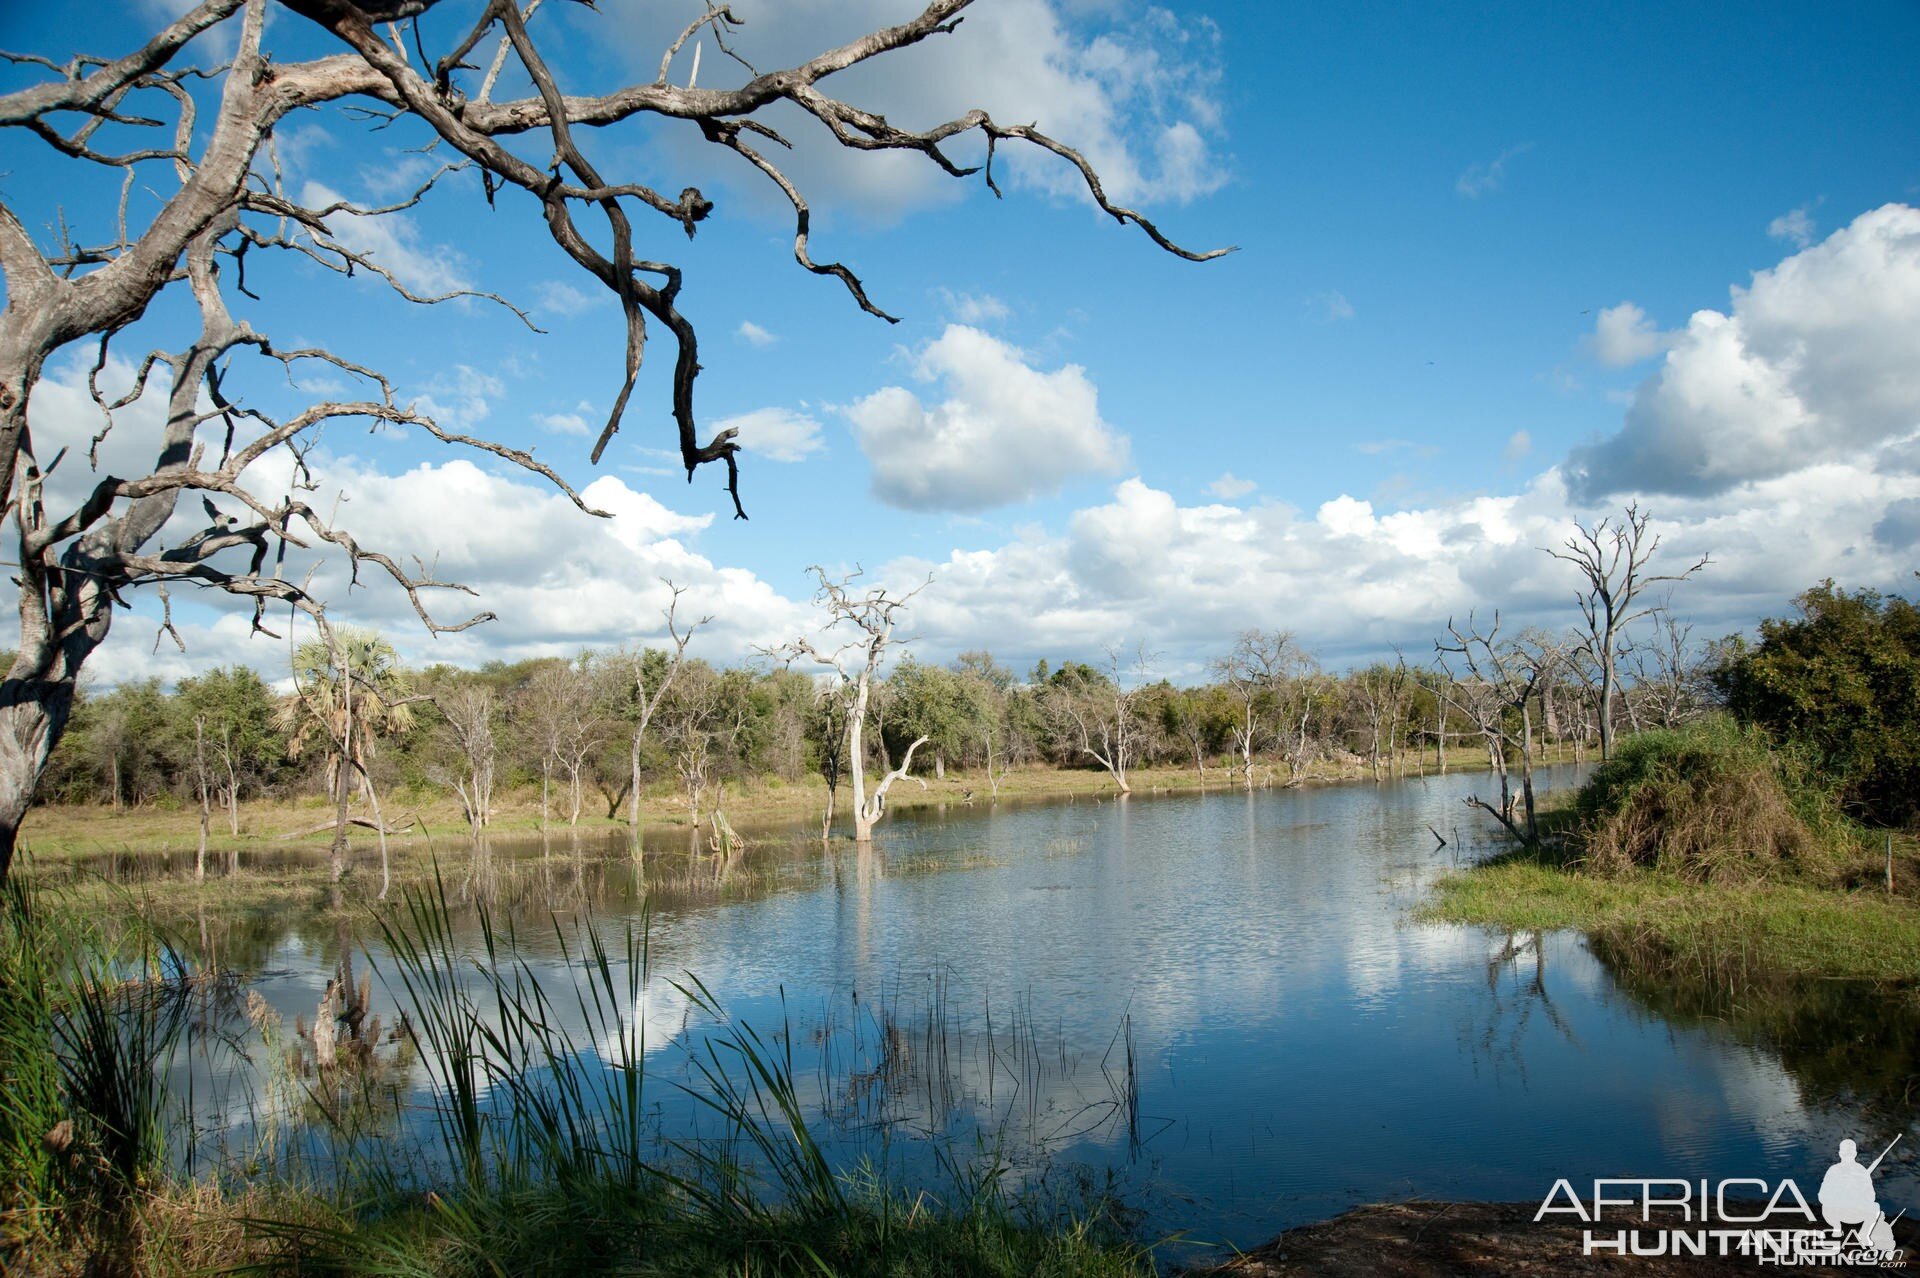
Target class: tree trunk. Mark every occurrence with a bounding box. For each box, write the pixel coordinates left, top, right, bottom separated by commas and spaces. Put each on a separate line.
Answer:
849, 675, 874, 844
1598, 648, 1617, 763
361, 766, 391, 900
1520, 701, 1538, 844
194, 716, 209, 882
329, 643, 354, 884
857, 735, 928, 837
629, 736, 643, 830
329, 754, 351, 883
222, 727, 241, 837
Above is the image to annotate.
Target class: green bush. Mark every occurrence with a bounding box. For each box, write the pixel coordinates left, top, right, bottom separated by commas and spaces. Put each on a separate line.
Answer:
1714, 580, 1920, 827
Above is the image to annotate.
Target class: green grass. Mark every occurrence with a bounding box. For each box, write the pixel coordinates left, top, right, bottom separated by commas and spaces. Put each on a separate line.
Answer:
1420, 856, 1920, 985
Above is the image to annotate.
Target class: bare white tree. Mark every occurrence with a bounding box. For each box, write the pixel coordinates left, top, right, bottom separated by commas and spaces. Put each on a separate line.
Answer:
1436, 615, 1564, 845
1351, 654, 1411, 781
613, 581, 708, 838
659, 663, 749, 832
1212, 629, 1292, 789
1044, 643, 1156, 795
516, 663, 572, 832
551, 656, 605, 827
768, 567, 930, 842
1621, 604, 1710, 730
0, 0, 1227, 886
191, 713, 212, 881
1546, 504, 1709, 762
429, 678, 497, 839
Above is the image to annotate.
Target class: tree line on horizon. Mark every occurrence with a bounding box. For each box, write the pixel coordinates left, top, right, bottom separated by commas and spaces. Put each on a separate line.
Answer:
31, 609, 1714, 831
32, 557, 1920, 860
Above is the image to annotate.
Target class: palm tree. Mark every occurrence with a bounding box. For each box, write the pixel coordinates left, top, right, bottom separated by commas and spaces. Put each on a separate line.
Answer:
281, 628, 415, 889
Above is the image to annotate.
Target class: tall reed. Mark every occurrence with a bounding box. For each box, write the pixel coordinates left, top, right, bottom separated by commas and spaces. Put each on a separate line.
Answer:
1, 869, 197, 1265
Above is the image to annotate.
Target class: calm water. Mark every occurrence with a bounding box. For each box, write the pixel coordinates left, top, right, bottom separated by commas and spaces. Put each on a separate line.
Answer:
156, 766, 1918, 1258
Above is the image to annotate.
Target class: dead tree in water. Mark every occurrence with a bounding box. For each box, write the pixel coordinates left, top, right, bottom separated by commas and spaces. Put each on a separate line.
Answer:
769, 568, 930, 841
1437, 616, 1564, 846
612, 583, 709, 842
1046, 643, 1156, 795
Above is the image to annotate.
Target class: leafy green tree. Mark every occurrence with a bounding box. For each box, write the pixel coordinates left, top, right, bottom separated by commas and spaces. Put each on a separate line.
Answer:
174, 666, 283, 835
953, 652, 1019, 793
1161, 683, 1233, 782
68, 680, 175, 809
1715, 581, 1920, 825
746, 668, 818, 782
886, 657, 975, 778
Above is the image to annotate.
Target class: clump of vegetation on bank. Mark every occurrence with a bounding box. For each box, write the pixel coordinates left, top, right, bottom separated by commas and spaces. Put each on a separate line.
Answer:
1427, 742, 1920, 998
1428, 579, 1920, 992
1568, 716, 1862, 883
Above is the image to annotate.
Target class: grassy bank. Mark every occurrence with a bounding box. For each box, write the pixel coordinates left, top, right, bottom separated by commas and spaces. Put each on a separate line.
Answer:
1420, 718, 1920, 989
1422, 856, 1920, 984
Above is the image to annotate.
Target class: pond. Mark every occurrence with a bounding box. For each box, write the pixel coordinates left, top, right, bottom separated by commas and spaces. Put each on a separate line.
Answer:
155, 765, 1919, 1261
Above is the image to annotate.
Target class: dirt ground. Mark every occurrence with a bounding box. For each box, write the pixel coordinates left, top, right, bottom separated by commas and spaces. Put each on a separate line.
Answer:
1189, 1200, 1918, 1275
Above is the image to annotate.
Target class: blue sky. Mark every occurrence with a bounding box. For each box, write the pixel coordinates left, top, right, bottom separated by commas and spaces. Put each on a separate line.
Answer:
3, 0, 1919, 683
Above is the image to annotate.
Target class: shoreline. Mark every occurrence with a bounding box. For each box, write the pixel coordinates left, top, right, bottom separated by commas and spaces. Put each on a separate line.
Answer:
18, 746, 1584, 870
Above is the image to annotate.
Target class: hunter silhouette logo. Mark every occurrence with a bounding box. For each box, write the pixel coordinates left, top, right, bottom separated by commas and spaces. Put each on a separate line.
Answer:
1535, 1134, 1908, 1264
1819, 1137, 1902, 1255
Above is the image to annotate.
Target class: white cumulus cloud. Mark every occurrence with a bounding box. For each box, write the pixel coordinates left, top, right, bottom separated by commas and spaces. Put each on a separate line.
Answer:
1206, 472, 1256, 500
536, 412, 592, 437
844, 324, 1128, 511
884, 459, 1920, 678
1768, 205, 1817, 249
1569, 203, 1920, 499
939, 290, 1011, 324
1589, 301, 1675, 367
613, 0, 1228, 217
715, 407, 824, 462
